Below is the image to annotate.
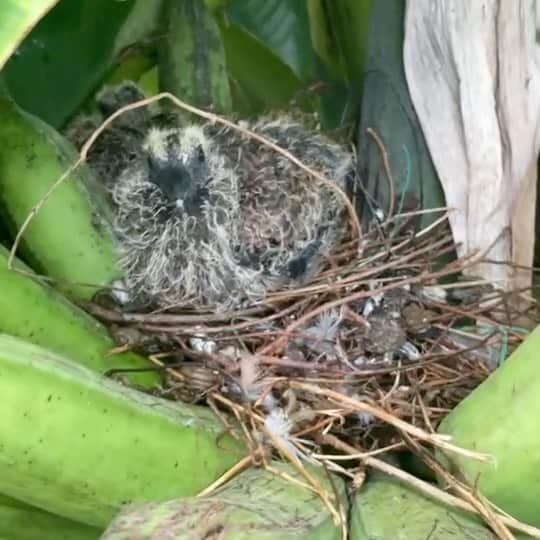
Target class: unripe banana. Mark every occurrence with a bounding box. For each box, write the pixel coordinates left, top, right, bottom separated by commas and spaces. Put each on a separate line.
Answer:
159, 0, 232, 114
0, 94, 121, 300
350, 474, 499, 539
0, 494, 101, 540
438, 325, 540, 527
101, 462, 344, 540
0, 245, 158, 389
0, 334, 244, 527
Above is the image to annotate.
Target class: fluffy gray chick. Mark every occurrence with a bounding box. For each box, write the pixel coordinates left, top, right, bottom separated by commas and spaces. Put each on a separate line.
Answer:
111, 117, 355, 310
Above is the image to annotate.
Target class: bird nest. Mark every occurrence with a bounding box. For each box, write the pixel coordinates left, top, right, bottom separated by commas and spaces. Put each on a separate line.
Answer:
87, 206, 536, 468
65, 93, 538, 535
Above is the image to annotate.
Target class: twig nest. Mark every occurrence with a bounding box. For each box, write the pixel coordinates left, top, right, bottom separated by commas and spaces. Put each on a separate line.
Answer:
110, 115, 356, 310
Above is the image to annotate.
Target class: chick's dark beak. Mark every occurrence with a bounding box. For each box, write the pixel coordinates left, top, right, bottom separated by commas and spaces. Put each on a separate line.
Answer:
147, 156, 208, 216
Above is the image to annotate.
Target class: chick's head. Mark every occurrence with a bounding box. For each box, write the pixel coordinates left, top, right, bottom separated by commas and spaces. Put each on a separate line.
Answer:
111, 125, 246, 309
143, 126, 213, 215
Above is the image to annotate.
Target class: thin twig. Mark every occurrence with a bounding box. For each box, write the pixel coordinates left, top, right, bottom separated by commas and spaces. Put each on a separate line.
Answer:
196, 455, 253, 497
366, 127, 395, 223
292, 382, 491, 462
403, 432, 514, 540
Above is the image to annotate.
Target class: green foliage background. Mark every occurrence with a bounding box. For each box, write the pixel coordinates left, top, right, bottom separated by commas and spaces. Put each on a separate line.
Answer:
0, 0, 371, 132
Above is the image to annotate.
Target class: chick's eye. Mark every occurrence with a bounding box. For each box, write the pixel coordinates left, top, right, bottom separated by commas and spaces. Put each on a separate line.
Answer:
197, 145, 205, 163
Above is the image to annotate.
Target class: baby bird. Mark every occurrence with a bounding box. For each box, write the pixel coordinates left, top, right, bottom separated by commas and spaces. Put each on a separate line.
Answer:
110, 117, 356, 310
69, 82, 357, 310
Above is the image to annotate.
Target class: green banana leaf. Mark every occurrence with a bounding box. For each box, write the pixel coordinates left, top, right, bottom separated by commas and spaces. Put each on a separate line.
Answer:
102, 0, 163, 90
111, 0, 163, 59
2, 0, 139, 127
308, 0, 371, 129
0, 0, 59, 71
226, 0, 317, 82
0, 494, 101, 540
308, 0, 370, 86
2, 0, 370, 130
217, 0, 315, 116
217, 18, 309, 115
216, 0, 371, 127
356, 0, 445, 227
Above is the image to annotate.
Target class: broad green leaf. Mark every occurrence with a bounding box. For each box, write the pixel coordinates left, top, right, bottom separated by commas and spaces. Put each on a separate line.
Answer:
204, 0, 229, 12
112, 0, 163, 57
105, 51, 155, 88
307, 0, 371, 130
2, 0, 137, 128
138, 66, 159, 96
226, 0, 317, 82
221, 0, 369, 129
105, 0, 163, 93
356, 0, 445, 227
0, 0, 59, 71
217, 17, 309, 115
308, 0, 371, 85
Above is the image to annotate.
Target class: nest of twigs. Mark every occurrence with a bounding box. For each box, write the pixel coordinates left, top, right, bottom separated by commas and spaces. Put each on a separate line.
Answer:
84, 204, 540, 535
64, 93, 539, 537
86, 204, 537, 460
